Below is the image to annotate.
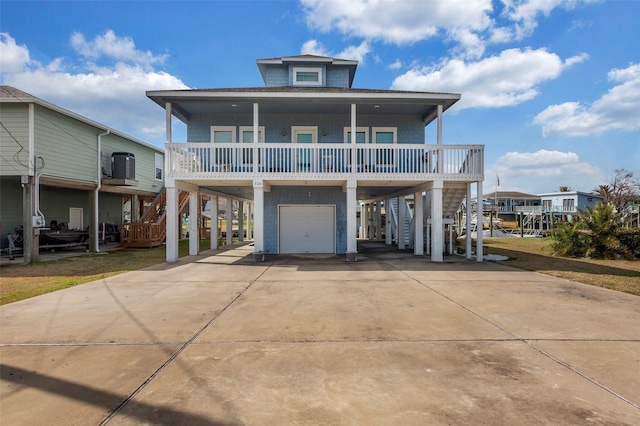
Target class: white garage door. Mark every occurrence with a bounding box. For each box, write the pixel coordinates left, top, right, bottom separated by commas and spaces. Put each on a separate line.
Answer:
279, 205, 335, 254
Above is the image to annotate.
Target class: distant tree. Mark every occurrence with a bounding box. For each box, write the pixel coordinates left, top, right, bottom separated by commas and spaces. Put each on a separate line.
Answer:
558, 185, 573, 192
593, 169, 640, 212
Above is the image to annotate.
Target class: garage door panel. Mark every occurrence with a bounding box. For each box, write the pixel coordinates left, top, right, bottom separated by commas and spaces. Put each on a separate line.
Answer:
279, 205, 335, 254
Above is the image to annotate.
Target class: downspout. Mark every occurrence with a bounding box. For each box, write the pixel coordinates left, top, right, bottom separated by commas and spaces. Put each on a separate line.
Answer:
95, 129, 110, 252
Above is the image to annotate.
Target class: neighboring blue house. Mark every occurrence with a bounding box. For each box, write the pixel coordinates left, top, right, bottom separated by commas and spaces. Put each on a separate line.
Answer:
147, 54, 485, 262
539, 191, 603, 220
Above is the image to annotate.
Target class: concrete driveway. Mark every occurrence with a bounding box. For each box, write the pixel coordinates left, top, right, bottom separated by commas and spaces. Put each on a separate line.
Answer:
1, 243, 639, 425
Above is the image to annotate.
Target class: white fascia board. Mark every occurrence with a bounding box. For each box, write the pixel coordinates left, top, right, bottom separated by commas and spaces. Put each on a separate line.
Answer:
149, 90, 460, 103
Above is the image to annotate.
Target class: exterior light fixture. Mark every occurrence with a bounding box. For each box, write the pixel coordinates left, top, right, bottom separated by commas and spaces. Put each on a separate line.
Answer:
281, 128, 287, 136
322, 128, 328, 136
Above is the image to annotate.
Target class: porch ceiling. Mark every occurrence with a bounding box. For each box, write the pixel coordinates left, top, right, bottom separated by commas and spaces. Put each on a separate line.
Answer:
147, 88, 461, 125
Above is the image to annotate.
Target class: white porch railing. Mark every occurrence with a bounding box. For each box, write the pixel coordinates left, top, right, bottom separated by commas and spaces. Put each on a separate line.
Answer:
166, 143, 484, 180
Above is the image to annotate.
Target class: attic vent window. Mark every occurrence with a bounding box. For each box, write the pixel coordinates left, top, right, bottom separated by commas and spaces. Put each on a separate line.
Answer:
294, 67, 322, 86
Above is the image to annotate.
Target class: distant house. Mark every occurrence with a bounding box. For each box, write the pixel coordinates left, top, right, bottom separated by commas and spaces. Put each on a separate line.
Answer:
0, 86, 164, 262
147, 54, 485, 262
539, 191, 603, 220
482, 191, 540, 219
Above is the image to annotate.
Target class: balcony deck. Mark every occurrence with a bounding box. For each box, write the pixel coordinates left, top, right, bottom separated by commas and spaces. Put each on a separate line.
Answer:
166, 143, 484, 182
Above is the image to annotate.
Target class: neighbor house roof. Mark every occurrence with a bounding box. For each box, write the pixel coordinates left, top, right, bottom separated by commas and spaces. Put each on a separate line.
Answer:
0, 86, 163, 153
483, 191, 540, 199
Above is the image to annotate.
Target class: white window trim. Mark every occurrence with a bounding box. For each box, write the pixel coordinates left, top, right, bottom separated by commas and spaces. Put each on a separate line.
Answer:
291, 126, 318, 143
239, 126, 265, 143
343, 127, 369, 144
210, 126, 236, 143
154, 153, 163, 181
293, 66, 323, 87
372, 127, 397, 144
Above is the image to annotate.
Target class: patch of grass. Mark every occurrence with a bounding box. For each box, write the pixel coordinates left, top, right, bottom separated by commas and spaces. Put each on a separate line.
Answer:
0, 238, 215, 305
483, 237, 640, 296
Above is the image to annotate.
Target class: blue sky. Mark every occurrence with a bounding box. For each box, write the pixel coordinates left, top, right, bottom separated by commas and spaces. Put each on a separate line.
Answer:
1, 0, 638, 195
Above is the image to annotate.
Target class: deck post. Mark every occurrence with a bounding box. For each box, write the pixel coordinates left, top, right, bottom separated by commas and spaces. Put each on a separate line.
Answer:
166, 186, 179, 262
253, 180, 266, 261
431, 180, 443, 262
189, 191, 199, 255
414, 191, 424, 256
466, 183, 472, 259
376, 202, 382, 241
211, 196, 218, 250
398, 196, 406, 250
345, 179, 357, 261
226, 197, 233, 246
238, 201, 244, 242
385, 197, 393, 245
476, 180, 483, 262
246, 202, 252, 240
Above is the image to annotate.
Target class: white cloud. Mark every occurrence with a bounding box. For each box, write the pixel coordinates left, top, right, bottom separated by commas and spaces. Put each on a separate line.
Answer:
488, 149, 600, 193
0, 32, 32, 73
534, 62, 640, 136
392, 48, 587, 110
300, 39, 371, 63
301, 0, 493, 58
388, 60, 403, 71
70, 30, 168, 67
0, 32, 187, 141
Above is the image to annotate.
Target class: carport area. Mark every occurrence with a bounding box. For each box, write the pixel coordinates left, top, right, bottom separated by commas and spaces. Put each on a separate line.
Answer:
1, 243, 639, 425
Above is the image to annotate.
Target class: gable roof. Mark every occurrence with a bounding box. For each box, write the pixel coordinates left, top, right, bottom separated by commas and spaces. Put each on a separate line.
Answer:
1, 86, 163, 153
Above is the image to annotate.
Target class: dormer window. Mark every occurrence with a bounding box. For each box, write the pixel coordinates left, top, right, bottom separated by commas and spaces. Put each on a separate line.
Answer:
293, 67, 322, 86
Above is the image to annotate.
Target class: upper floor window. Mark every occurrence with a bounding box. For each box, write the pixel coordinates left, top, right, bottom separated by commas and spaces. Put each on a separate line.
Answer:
344, 127, 369, 144
155, 153, 163, 181
293, 67, 322, 86
210, 126, 236, 143
563, 198, 575, 211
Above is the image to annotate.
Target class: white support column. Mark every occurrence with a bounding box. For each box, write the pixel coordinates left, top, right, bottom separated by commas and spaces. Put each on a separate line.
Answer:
359, 203, 365, 238
398, 196, 406, 250
368, 204, 375, 240
246, 202, 252, 240
238, 201, 245, 242
437, 104, 443, 145
375, 202, 382, 241
351, 104, 357, 173
226, 197, 233, 246
431, 180, 444, 262
253, 180, 266, 259
211, 195, 218, 250
476, 180, 483, 262
346, 179, 357, 261
414, 191, 424, 255
166, 186, 179, 262
466, 183, 472, 260
385, 198, 392, 245
253, 103, 259, 172
189, 191, 199, 256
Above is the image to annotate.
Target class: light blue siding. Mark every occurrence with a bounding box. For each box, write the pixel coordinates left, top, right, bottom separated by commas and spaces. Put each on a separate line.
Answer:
264, 186, 347, 254
188, 113, 425, 144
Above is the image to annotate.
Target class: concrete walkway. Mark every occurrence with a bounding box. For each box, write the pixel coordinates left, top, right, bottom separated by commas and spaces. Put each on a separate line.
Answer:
1, 243, 639, 425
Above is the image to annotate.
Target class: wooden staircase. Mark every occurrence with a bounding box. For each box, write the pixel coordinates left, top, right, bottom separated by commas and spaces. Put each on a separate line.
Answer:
120, 189, 189, 248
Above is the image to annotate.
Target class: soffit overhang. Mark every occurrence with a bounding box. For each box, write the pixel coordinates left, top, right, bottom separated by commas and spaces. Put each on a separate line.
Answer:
147, 88, 461, 126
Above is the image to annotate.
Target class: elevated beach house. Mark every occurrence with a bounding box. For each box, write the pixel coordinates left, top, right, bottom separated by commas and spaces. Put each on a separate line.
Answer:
147, 55, 485, 262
